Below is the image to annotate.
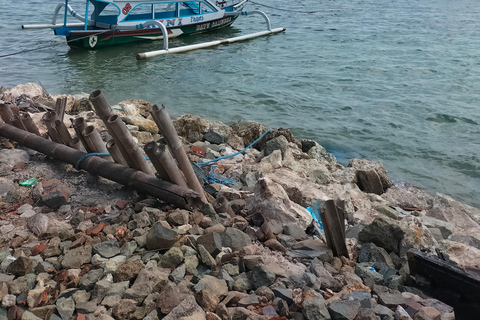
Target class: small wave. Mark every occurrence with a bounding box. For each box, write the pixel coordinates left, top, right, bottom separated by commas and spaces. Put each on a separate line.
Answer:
426, 113, 479, 125
425, 114, 457, 123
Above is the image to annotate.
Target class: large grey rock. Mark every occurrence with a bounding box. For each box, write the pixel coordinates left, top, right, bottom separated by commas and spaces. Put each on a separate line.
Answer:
283, 223, 307, 240
289, 272, 320, 290
56, 297, 75, 320
197, 233, 223, 257
193, 275, 228, 298
251, 265, 276, 289
162, 294, 206, 320
158, 247, 184, 269
221, 227, 252, 250
358, 243, 395, 268
245, 177, 313, 228
264, 135, 289, 158
198, 245, 216, 270
310, 262, 342, 291
123, 262, 170, 303
6, 256, 32, 276
358, 218, 405, 254
61, 245, 92, 269
8, 273, 36, 294
93, 240, 121, 258
145, 223, 182, 250
328, 300, 361, 320
167, 209, 190, 226
302, 297, 330, 320
79, 268, 104, 291
157, 285, 193, 314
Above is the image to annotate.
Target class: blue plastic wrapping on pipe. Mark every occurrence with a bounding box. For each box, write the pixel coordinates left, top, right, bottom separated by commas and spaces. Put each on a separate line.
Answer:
306, 199, 324, 234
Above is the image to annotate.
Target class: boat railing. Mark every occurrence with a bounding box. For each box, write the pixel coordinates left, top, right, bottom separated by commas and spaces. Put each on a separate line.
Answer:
225, 10, 271, 31
52, 3, 86, 25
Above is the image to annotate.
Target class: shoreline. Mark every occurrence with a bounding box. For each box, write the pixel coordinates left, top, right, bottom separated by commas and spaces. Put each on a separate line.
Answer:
1, 83, 478, 319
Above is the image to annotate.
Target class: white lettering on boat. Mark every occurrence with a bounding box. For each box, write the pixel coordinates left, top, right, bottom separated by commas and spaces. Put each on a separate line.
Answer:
196, 23, 211, 31
211, 17, 231, 27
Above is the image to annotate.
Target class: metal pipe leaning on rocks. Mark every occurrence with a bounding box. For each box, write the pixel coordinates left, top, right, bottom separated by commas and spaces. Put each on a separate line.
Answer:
154, 143, 188, 188
67, 137, 85, 151
106, 139, 128, 166
144, 141, 171, 181
42, 111, 63, 143
0, 104, 14, 125
10, 115, 27, 131
72, 117, 91, 152
150, 104, 207, 203
107, 114, 154, 175
55, 119, 73, 145
20, 113, 41, 136
89, 90, 114, 122
0, 122, 200, 209
82, 126, 113, 161
89, 90, 152, 175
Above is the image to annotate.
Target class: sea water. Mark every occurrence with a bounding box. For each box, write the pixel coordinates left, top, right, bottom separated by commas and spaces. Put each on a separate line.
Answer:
1, 0, 480, 208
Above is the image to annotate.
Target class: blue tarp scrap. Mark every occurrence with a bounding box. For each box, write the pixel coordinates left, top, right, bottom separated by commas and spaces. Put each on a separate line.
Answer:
306, 199, 324, 234
204, 165, 236, 186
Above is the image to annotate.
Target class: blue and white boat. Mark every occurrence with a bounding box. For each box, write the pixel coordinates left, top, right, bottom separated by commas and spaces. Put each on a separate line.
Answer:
22, 0, 285, 54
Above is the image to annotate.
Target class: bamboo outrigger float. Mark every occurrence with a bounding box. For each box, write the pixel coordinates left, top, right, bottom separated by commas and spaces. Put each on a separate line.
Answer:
22, 0, 285, 57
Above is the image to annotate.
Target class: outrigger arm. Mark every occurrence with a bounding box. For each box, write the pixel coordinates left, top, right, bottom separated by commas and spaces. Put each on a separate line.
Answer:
22, 1, 90, 29
136, 10, 284, 59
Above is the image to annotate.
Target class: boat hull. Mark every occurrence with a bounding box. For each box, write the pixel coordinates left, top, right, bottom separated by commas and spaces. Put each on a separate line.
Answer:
65, 16, 237, 49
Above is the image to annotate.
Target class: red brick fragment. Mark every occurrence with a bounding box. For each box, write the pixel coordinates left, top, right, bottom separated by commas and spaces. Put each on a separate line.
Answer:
31, 243, 49, 256
70, 235, 87, 249
86, 222, 107, 236
191, 146, 206, 156
77, 314, 86, 320
116, 200, 130, 209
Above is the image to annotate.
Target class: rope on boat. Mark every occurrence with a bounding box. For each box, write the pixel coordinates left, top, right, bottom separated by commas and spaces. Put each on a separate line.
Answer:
248, 0, 325, 14
0, 29, 111, 59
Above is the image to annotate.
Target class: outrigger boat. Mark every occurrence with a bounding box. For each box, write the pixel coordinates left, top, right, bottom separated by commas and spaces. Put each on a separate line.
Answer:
22, 0, 285, 58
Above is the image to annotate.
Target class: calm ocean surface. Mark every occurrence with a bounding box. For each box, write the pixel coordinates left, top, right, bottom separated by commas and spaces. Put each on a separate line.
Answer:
1, 0, 480, 208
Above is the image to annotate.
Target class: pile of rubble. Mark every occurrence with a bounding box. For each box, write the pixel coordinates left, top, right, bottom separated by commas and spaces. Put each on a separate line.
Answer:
1, 83, 479, 320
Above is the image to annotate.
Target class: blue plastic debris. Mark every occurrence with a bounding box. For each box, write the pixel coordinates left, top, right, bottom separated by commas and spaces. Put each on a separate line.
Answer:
306, 199, 324, 234
204, 165, 236, 186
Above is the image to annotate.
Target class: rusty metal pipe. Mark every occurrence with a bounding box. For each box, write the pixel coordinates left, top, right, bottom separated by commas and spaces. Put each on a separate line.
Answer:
67, 137, 85, 151
0, 104, 14, 125
154, 144, 188, 188
20, 113, 41, 136
214, 196, 235, 218
106, 139, 128, 166
89, 90, 136, 170
10, 115, 27, 131
72, 117, 91, 152
10, 105, 20, 116
55, 119, 73, 145
107, 114, 153, 175
151, 105, 206, 202
144, 141, 170, 181
82, 126, 113, 161
89, 90, 114, 122
0, 122, 199, 209
42, 111, 63, 143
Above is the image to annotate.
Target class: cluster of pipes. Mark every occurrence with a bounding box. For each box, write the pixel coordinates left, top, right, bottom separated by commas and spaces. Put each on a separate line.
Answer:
0, 90, 208, 208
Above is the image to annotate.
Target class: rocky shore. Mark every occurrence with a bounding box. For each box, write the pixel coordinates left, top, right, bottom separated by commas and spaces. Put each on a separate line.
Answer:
1, 83, 479, 320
